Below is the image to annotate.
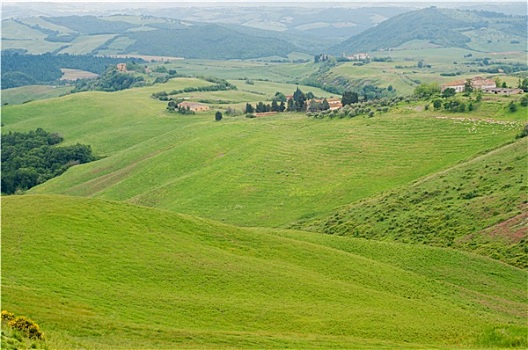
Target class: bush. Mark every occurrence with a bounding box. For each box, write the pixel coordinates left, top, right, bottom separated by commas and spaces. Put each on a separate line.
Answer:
1, 310, 15, 323
8, 317, 44, 340
2, 311, 44, 341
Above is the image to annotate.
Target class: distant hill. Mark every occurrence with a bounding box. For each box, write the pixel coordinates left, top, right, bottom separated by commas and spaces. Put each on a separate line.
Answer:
330, 7, 527, 54
122, 23, 301, 59
1, 15, 304, 59
3, 194, 527, 348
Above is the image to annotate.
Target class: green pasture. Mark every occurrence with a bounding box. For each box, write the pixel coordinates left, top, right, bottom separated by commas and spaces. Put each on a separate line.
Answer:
21, 17, 77, 35
464, 28, 527, 52
96, 36, 136, 56
1, 85, 72, 105
1, 39, 65, 55
58, 34, 117, 55
2, 19, 47, 40
298, 137, 527, 267
2, 195, 526, 349
2, 78, 523, 227
160, 60, 317, 83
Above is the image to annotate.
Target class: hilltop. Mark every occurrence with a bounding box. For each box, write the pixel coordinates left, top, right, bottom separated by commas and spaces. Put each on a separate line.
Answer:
331, 7, 527, 54
3, 194, 526, 349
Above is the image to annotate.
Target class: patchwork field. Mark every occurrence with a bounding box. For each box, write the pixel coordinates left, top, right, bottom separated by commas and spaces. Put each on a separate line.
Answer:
3, 195, 526, 349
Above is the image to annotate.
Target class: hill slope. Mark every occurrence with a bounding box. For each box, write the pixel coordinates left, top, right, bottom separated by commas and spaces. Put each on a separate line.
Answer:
330, 7, 527, 54
2, 81, 523, 227
2, 195, 526, 349
295, 138, 528, 267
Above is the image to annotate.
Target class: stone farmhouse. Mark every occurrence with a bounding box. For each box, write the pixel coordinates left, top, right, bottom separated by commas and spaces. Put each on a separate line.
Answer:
307, 97, 343, 111
327, 98, 343, 110
177, 101, 209, 112
116, 63, 127, 72
441, 77, 496, 93
345, 53, 370, 61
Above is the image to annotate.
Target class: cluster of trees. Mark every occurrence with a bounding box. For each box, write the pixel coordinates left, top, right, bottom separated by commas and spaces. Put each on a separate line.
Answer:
307, 97, 397, 120
166, 101, 194, 115
1, 51, 142, 89
73, 66, 145, 92
246, 88, 367, 116
307, 98, 330, 112
153, 77, 236, 101
1, 128, 96, 194
341, 91, 360, 105
245, 101, 286, 114
245, 91, 288, 114
414, 82, 442, 98
286, 88, 310, 112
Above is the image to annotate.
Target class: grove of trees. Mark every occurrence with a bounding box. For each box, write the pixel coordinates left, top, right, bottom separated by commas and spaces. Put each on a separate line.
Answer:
1, 128, 96, 194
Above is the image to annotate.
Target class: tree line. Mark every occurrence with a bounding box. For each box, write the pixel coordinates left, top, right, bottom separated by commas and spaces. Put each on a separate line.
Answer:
1, 128, 96, 194
155, 77, 237, 101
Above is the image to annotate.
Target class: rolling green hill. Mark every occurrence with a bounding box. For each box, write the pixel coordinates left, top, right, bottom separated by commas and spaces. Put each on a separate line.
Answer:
2, 78, 523, 227
331, 7, 527, 54
1, 85, 72, 105
295, 137, 528, 267
2, 195, 526, 349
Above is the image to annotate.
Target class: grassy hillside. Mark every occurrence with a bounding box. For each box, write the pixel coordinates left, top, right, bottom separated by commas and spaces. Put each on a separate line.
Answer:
331, 7, 527, 54
2, 85, 72, 105
2, 79, 524, 227
295, 138, 528, 267
2, 195, 526, 349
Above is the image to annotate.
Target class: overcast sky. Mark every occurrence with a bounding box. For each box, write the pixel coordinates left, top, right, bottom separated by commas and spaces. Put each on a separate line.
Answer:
3, 0, 524, 3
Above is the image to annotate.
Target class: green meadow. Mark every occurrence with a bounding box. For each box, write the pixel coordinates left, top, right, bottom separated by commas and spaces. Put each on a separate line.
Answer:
1, 68, 527, 349
2, 85, 72, 105
3, 195, 526, 349
2, 78, 523, 227
297, 137, 528, 267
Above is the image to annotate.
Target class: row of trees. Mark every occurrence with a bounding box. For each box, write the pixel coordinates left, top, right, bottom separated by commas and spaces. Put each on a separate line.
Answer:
154, 77, 236, 101
2, 128, 96, 194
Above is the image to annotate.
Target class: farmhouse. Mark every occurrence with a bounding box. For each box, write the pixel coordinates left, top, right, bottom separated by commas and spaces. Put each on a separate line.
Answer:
441, 80, 465, 93
306, 97, 343, 111
116, 63, 127, 72
441, 76, 496, 92
345, 53, 370, 61
327, 98, 343, 110
177, 101, 209, 112
470, 77, 496, 90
